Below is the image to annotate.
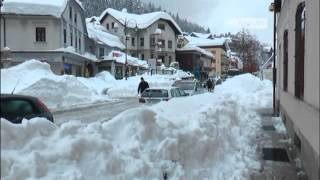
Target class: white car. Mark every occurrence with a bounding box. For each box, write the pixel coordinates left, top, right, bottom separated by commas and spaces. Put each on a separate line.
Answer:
139, 87, 188, 104
172, 80, 205, 96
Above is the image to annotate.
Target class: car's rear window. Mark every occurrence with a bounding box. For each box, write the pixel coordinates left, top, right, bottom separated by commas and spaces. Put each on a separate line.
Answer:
1, 99, 38, 121
141, 89, 169, 98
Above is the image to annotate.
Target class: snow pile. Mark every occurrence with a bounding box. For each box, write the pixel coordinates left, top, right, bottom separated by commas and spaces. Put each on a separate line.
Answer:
0, 60, 113, 109
1, 0, 83, 17
1, 74, 272, 179
214, 74, 273, 109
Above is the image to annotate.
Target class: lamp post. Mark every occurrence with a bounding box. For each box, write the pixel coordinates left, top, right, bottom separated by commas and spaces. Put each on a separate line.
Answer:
152, 28, 162, 75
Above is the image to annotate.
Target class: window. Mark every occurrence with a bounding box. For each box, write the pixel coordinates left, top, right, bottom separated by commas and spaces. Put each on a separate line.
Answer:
283, 30, 288, 91
158, 23, 165, 30
158, 39, 165, 48
106, 23, 109, 30
35, 27, 46, 42
168, 40, 173, 49
151, 38, 156, 47
131, 37, 135, 46
141, 54, 144, 60
1, 99, 37, 122
63, 29, 67, 44
140, 37, 144, 47
112, 22, 115, 28
70, 25, 73, 46
294, 2, 305, 99
70, 32, 73, 46
69, 6, 72, 20
79, 38, 81, 51
75, 31, 78, 49
169, 56, 172, 65
74, 12, 77, 23
151, 54, 154, 58
99, 47, 104, 58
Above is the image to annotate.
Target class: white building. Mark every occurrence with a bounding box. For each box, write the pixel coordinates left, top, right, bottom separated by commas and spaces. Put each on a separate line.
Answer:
99, 8, 182, 67
0, 0, 96, 76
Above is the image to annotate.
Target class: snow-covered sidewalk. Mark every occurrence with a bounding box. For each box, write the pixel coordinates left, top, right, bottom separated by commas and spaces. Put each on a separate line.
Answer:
1, 74, 273, 179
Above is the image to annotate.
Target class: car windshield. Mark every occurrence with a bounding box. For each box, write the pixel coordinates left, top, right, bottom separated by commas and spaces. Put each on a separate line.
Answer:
141, 89, 169, 97
173, 82, 195, 90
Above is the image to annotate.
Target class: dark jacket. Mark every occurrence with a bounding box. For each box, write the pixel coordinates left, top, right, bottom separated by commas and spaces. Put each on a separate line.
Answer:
138, 81, 149, 94
206, 79, 213, 89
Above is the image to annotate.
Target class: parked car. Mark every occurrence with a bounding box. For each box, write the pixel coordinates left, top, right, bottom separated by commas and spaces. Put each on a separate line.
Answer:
0, 94, 54, 123
173, 80, 204, 96
215, 78, 222, 85
139, 87, 188, 104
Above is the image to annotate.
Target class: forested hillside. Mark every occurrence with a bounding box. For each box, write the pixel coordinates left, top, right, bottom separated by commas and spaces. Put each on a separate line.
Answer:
80, 0, 209, 33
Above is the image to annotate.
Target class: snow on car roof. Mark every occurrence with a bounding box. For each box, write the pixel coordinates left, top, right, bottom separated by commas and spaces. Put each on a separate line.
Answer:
1, 0, 83, 17
146, 86, 179, 91
99, 8, 182, 34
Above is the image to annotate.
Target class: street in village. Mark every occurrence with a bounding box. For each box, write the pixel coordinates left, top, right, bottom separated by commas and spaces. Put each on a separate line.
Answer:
1, 0, 319, 180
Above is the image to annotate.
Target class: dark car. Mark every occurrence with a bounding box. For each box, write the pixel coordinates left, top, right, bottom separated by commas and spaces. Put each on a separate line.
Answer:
1, 94, 54, 123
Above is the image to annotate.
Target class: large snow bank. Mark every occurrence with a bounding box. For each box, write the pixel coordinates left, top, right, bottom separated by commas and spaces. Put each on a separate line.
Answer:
1, 74, 272, 179
0, 60, 113, 109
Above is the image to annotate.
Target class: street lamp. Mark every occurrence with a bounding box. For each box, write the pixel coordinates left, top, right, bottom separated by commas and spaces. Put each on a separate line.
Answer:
152, 28, 162, 75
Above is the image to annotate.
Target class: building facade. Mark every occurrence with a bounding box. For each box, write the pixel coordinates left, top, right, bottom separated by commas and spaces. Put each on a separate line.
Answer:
0, 0, 96, 76
275, 0, 319, 179
99, 8, 181, 67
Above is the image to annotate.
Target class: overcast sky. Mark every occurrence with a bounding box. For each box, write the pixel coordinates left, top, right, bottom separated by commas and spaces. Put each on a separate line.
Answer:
143, 0, 273, 45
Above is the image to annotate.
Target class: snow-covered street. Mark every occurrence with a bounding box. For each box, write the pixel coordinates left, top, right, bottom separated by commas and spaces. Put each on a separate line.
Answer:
53, 98, 141, 125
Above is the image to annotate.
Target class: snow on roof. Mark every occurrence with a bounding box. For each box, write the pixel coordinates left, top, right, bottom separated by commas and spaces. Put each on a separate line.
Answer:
185, 35, 231, 47
191, 32, 212, 39
99, 8, 182, 34
1, 0, 83, 17
54, 46, 98, 62
177, 44, 214, 59
102, 51, 148, 68
86, 17, 125, 50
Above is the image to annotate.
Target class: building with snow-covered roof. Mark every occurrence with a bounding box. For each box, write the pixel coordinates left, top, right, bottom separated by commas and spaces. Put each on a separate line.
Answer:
96, 50, 148, 79
86, 17, 125, 58
0, 0, 97, 77
176, 44, 214, 81
99, 8, 182, 67
184, 35, 231, 78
